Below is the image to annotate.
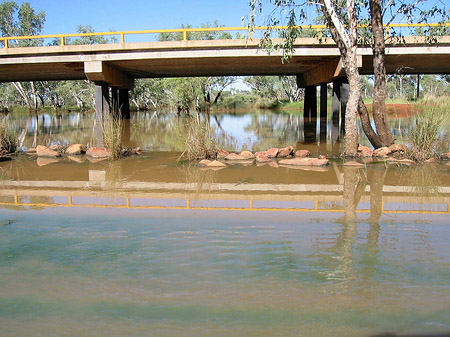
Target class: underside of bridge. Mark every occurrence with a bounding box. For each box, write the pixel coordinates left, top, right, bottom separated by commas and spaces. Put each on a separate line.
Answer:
1, 37, 449, 146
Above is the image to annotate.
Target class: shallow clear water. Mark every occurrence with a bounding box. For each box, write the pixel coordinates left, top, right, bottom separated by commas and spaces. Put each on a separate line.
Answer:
0, 110, 449, 336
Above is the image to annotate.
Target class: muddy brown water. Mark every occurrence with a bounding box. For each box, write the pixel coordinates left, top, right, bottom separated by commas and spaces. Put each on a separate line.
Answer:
0, 110, 449, 337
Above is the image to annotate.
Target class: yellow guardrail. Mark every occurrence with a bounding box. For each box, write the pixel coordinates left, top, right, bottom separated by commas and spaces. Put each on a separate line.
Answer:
0, 195, 448, 215
1, 23, 449, 48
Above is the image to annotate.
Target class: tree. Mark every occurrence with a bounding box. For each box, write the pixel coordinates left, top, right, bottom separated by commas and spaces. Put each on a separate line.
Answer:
0, 1, 46, 113
249, 0, 448, 156
245, 76, 302, 103
158, 21, 232, 41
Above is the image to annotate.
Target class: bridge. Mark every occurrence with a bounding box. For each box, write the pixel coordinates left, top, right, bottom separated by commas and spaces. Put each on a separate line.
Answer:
1, 24, 450, 143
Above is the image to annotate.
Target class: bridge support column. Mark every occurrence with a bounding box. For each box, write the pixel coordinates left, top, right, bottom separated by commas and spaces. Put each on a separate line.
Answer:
119, 89, 130, 119
94, 82, 110, 147
303, 85, 317, 143
320, 83, 328, 140
111, 86, 119, 118
340, 79, 349, 134
332, 78, 349, 136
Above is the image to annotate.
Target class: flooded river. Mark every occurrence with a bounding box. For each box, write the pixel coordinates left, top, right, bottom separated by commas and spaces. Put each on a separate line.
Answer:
0, 110, 449, 336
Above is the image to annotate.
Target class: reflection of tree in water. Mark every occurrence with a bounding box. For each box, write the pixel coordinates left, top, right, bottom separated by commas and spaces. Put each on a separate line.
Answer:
397, 164, 445, 201
15, 113, 94, 148
242, 113, 303, 150
315, 166, 388, 294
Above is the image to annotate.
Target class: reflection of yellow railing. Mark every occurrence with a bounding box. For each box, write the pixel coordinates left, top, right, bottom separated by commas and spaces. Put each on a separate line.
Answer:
1, 195, 448, 215
1, 23, 449, 48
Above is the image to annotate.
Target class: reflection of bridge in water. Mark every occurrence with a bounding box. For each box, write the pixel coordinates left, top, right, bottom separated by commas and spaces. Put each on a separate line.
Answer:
1, 170, 448, 216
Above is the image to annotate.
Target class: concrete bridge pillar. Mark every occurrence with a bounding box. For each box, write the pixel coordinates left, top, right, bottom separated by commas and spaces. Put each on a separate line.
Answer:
320, 83, 328, 140
94, 82, 110, 147
332, 78, 349, 136
303, 85, 317, 143
119, 89, 131, 119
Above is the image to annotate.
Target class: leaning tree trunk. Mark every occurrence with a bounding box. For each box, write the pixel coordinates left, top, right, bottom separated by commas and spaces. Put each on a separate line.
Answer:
370, 0, 394, 147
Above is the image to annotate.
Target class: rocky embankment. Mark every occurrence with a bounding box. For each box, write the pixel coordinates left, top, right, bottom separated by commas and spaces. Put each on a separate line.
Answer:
198, 146, 330, 169
22, 144, 141, 165
197, 144, 450, 169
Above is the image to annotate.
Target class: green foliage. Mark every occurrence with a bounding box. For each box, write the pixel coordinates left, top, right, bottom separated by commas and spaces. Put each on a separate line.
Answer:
158, 21, 232, 41
409, 99, 450, 161
0, 1, 45, 47
102, 114, 123, 160
245, 76, 302, 103
0, 122, 17, 154
178, 114, 218, 161
248, 0, 449, 60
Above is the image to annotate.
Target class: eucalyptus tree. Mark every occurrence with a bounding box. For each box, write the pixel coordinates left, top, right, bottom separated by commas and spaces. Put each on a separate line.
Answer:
245, 76, 302, 103
0, 1, 46, 114
249, 0, 448, 156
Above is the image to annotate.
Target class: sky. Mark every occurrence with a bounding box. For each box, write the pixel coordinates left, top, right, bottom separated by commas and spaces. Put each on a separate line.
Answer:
18, 0, 256, 36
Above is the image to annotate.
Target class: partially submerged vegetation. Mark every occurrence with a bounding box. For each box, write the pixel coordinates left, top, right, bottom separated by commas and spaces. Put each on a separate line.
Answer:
0, 123, 17, 155
178, 115, 218, 162
409, 98, 450, 162
102, 114, 123, 160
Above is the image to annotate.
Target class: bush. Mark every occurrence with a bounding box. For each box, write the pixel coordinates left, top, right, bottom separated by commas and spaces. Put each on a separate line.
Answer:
409, 99, 449, 161
0, 123, 17, 155
102, 114, 123, 160
178, 114, 218, 161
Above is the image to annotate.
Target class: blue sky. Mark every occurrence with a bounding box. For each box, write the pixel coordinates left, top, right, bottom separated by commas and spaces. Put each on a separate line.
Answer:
19, 0, 255, 35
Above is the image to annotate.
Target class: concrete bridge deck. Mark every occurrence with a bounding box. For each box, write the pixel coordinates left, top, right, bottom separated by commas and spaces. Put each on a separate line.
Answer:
1, 36, 450, 88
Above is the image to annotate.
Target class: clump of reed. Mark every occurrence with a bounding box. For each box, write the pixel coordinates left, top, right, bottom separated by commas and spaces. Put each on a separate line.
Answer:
102, 113, 123, 160
178, 114, 218, 161
0, 123, 17, 155
409, 98, 449, 162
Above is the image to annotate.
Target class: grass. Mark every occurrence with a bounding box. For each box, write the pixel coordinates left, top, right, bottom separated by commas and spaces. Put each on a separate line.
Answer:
0, 122, 17, 155
102, 114, 123, 160
178, 114, 218, 161
408, 98, 449, 161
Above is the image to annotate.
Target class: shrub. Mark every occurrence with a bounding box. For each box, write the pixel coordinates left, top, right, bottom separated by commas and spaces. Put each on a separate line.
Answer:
409, 99, 449, 161
102, 114, 123, 160
178, 114, 217, 161
0, 123, 17, 155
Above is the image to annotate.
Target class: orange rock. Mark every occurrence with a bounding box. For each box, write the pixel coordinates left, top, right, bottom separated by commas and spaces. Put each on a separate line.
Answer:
198, 159, 212, 166
225, 153, 246, 160
358, 147, 373, 157
65, 144, 86, 155
373, 147, 392, 157
206, 160, 226, 167
295, 150, 310, 158
266, 148, 279, 158
389, 143, 408, 153
36, 145, 60, 158
239, 150, 255, 159
279, 157, 329, 167
86, 147, 110, 158
256, 154, 271, 163
277, 146, 294, 158
217, 149, 230, 159
357, 144, 372, 152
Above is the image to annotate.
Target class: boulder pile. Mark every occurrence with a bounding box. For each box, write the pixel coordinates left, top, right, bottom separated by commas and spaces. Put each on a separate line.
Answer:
24, 144, 141, 165
198, 146, 330, 170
